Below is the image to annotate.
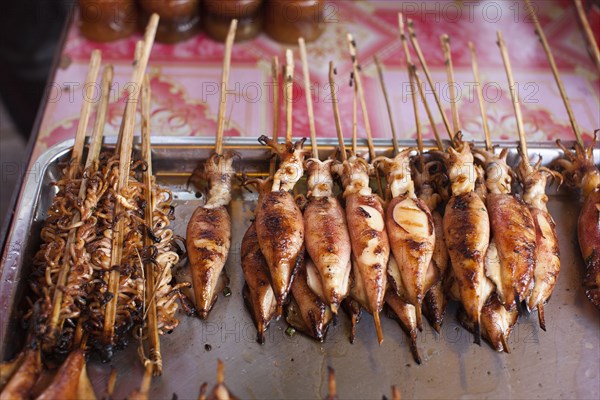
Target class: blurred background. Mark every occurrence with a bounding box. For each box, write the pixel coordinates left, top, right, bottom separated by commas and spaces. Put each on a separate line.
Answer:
0, 1, 71, 226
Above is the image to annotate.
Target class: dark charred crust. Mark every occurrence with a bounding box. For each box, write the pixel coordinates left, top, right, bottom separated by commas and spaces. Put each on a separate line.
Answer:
407, 238, 427, 252
451, 194, 469, 211
357, 207, 371, 218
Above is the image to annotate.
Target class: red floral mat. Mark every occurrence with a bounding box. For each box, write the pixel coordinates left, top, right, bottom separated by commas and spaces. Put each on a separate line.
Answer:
33, 0, 600, 161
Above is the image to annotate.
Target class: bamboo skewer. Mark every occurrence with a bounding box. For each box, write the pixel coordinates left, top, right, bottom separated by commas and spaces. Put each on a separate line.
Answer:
69, 49, 102, 179
525, 0, 584, 146
407, 19, 453, 141
468, 42, 493, 151
497, 31, 528, 157
104, 13, 160, 343
299, 38, 319, 159
285, 49, 294, 142
215, 19, 238, 156
352, 76, 358, 154
411, 67, 424, 155
269, 56, 280, 178
45, 62, 111, 349
328, 61, 347, 161
574, 0, 600, 71
440, 34, 461, 137
398, 14, 444, 150
140, 74, 162, 376
117, 41, 144, 155
347, 34, 376, 161
412, 66, 444, 151
327, 367, 337, 400
374, 56, 399, 155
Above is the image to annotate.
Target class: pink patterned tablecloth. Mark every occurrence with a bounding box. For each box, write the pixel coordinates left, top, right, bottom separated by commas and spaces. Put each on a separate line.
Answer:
32, 0, 600, 162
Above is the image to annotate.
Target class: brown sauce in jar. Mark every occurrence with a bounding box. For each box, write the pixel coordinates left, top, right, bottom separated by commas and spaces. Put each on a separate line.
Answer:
79, 0, 138, 42
203, 0, 263, 42
139, 0, 201, 43
264, 0, 324, 44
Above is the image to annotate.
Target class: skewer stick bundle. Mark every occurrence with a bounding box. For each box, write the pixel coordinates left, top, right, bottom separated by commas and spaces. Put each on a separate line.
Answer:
496, 31, 528, 157
215, 19, 238, 156
285, 49, 295, 142
352, 74, 358, 154
299, 38, 318, 159
524, 0, 583, 146
440, 34, 461, 137
270, 56, 280, 177
398, 14, 443, 150
104, 13, 160, 343
468, 42, 492, 151
573, 0, 600, 71
406, 19, 453, 141
117, 41, 144, 154
328, 61, 347, 161
347, 34, 376, 160
69, 50, 102, 179
374, 56, 399, 155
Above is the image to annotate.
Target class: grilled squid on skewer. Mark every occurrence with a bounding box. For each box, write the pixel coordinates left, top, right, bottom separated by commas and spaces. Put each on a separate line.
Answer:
36, 349, 96, 400
333, 155, 390, 344
384, 257, 421, 364
517, 151, 561, 329
554, 134, 600, 307
374, 148, 435, 330
286, 251, 333, 341
241, 216, 277, 344
473, 148, 537, 309
198, 360, 239, 400
303, 158, 352, 313
187, 152, 236, 319
438, 135, 489, 343
0, 348, 42, 399
255, 136, 307, 306
413, 157, 449, 332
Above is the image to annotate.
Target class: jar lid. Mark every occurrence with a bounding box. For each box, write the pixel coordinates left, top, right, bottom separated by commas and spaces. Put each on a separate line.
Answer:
265, 0, 324, 20
139, 0, 200, 21
204, 0, 263, 18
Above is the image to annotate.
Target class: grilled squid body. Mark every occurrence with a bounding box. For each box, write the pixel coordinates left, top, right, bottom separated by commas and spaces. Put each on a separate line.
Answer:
255, 137, 307, 306
579, 189, 600, 306
241, 222, 277, 344
304, 159, 351, 313
517, 156, 560, 328
374, 150, 434, 329
413, 157, 449, 331
0, 348, 41, 400
385, 257, 421, 364
475, 149, 536, 309
334, 156, 389, 342
286, 252, 333, 341
442, 142, 489, 339
36, 350, 96, 400
554, 136, 599, 307
187, 152, 235, 319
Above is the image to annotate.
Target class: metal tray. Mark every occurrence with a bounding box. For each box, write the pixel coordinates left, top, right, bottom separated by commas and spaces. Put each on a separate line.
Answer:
1, 137, 599, 399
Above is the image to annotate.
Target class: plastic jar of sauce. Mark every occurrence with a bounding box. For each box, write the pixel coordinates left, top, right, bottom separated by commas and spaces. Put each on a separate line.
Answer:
264, 0, 325, 44
203, 0, 263, 42
79, 0, 138, 42
139, 0, 201, 43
